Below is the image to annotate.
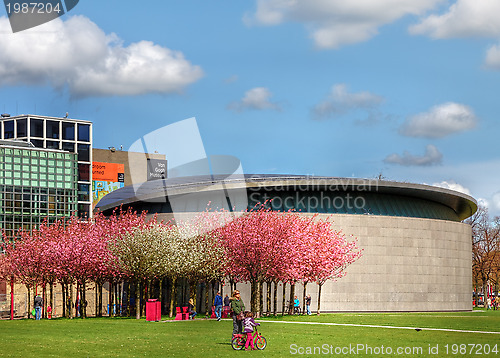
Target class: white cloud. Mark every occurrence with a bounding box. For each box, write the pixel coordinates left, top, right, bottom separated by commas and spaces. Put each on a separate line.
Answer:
409, 0, 500, 70
246, 0, 442, 49
0, 16, 203, 97
477, 197, 489, 209
409, 0, 500, 39
312, 84, 383, 120
227, 87, 281, 112
490, 193, 500, 211
485, 43, 500, 69
399, 102, 477, 138
431, 180, 471, 195
224, 75, 239, 84
384, 144, 443, 166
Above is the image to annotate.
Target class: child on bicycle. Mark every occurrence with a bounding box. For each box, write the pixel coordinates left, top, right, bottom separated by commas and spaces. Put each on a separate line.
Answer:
243, 311, 260, 351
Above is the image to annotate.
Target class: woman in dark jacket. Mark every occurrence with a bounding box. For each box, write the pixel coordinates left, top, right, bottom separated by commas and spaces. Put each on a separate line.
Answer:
187, 298, 197, 319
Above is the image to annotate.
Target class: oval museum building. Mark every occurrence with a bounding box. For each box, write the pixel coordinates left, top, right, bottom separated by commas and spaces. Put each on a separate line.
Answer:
96, 174, 477, 312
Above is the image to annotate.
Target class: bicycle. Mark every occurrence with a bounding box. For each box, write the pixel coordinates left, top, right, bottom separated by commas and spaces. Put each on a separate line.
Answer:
231, 327, 267, 350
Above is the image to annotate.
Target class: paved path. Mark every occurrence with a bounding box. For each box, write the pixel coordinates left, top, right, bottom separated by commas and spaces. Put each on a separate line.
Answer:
260, 320, 500, 335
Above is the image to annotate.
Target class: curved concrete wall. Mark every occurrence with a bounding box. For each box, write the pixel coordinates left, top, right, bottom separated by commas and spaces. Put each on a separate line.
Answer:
154, 212, 472, 312
306, 214, 472, 312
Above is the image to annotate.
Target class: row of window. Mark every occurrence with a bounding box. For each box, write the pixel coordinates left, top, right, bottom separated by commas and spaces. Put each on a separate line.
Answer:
0, 186, 72, 195
1, 169, 76, 178
0, 178, 75, 188
27, 141, 91, 162
2, 119, 90, 142
0, 147, 75, 159
0, 160, 76, 169
2, 195, 76, 204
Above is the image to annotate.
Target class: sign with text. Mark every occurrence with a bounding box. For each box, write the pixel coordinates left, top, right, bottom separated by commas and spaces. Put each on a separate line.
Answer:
92, 162, 125, 182
147, 158, 167, 181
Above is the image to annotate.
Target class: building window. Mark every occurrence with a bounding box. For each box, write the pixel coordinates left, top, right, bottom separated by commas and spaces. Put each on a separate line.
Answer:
62, 142, 74, 153
62, 122, 75, 140
30, 139, 44, 148
77, 124, 90, 142
16, 119, 27, 137
30, 119, 44, 138
78, 183, 89, 201
4, 121, 14, 139
78, 203, 90, 218
46, 120, 59, 139
78, 163, 90, 181
77, 144, 90, 162
46, 141, 59, 150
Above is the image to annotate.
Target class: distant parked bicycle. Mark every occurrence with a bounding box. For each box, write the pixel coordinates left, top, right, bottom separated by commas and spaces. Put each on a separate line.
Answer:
231, 327, 267, 350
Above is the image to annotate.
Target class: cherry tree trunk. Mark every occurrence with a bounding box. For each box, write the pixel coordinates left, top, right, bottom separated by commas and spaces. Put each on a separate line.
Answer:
109, 280, 115, 318
205, 282, 210, 317
10, 278, 14, 320
159, 278, 163, 315
250, 278, 261, 318
273, 281, 278, 316
68, 283, 73, 319
288, 283, 295, 315
266, 281, 272, 316
81, 282, 87, 318
281, 282, 286, 316
61, 283, 66, 318
42, 284, 47, 319
135, 280, 141, 320
75, 282, 80, 318
317, 283, 323, 316
258, 280, 264, 317
49, 283, 53, 318
27, 286, 31, 319
302, 282, 307, 315
169, 277, 177, 318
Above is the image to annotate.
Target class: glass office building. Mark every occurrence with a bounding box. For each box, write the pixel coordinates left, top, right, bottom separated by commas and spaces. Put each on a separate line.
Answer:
0, 141, 78, 242
0, 114, 92, 218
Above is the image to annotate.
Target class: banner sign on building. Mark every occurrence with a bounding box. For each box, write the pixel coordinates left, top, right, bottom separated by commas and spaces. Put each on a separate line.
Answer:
92, 162, 125, 182
147, 158, 167, 181
92, 161, 125, 208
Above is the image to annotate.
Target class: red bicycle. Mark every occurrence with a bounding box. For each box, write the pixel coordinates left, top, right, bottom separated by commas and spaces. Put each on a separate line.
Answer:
231, 327, 267, 350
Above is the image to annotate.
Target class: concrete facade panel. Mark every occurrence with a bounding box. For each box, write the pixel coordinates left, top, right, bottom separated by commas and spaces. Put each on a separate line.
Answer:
276, 214, 473, 312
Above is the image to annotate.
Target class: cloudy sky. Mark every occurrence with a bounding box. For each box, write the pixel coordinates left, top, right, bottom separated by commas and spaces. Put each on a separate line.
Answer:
1, 0, 499, 214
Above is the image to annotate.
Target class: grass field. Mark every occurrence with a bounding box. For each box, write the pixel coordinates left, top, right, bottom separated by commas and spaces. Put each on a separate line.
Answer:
0, 310, 499, 357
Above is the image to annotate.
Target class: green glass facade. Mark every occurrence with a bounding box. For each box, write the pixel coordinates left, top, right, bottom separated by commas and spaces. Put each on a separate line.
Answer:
0, 146, 78, 241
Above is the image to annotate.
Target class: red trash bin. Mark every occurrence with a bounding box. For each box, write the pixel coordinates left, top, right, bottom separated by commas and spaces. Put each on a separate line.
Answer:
146, 299, 161, 321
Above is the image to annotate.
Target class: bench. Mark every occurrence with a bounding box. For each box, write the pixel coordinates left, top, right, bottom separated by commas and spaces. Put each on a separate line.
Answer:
175, 306, 189, 320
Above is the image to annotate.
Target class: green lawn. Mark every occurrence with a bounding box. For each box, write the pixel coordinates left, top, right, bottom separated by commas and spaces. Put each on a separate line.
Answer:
0, 310, 499, 357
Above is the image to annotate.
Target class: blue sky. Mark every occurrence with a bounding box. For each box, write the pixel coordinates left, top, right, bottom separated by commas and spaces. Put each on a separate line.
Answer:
1, 0, 500, 213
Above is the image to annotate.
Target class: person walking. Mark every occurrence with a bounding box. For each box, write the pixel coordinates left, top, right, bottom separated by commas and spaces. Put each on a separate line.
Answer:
223, 294, 230, 318
214, 291, 223, 321
34, 294, 43, 320
230, 290, 245, 339
305, 294, 312, 315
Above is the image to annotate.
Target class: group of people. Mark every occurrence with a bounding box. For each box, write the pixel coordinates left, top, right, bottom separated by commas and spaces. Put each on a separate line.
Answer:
293, 294, 312, 315
229, 290, 260, 351
486, 296, 498, 310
